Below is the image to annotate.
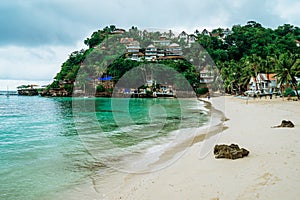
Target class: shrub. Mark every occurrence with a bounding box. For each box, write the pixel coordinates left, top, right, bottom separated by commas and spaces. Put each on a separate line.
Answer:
96, 85, 105, 93
284, 87, 295, 97
196, 87, 209, 95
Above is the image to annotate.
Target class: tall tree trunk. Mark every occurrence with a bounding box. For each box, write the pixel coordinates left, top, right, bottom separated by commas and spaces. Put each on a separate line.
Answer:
292, 83, 300, 100
281, 86, 284, 101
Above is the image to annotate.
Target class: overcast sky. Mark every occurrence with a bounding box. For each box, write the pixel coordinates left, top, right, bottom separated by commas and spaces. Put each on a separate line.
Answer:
0, 0, 300, 89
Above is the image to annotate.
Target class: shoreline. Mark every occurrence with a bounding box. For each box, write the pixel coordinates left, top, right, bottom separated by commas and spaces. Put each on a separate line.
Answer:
56, 96, 300, 199
54, 97, 226, 200
108, 96, 300, 199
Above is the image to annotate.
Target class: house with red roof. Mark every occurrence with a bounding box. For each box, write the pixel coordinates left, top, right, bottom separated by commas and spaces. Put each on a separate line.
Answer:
249, 73, 278, 94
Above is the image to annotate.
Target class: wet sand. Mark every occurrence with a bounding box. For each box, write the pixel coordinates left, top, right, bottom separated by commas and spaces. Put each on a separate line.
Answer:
107, 96, 300, 199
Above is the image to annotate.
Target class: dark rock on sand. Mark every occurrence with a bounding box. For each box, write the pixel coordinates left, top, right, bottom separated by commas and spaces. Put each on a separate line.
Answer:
272, 120, 294, 128
214, 144, 249, 160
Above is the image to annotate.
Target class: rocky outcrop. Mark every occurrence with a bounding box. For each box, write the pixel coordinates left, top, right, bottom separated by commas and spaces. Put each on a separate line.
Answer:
272, 120, 294, 128
214, 144, 249, 160
17, 88, 39, 96
40, 88, 70, 97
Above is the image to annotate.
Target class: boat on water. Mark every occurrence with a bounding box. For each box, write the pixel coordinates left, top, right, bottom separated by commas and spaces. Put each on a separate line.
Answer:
0, 87, 18, 96
6, 86, 10, 97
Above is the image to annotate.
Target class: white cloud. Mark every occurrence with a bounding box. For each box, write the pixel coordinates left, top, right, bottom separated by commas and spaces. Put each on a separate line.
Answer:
0, 41, 85, 81
273, 0, 300, 25
0, 0, 300, 82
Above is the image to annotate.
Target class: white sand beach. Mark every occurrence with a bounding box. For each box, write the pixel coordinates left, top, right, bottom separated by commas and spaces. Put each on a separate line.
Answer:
105, 96, 300, 200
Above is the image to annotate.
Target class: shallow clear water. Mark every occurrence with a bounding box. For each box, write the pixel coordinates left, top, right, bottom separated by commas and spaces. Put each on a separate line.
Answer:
0, 96, 208, 199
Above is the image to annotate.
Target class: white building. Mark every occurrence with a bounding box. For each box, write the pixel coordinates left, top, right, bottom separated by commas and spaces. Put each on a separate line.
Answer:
153, 38, 171, 46
178, 31, 188, 43
199, 67, 214, 83
126, 41, 142, 61
166, 43, 182, 56
145, 44, 157, 61
249, 73, 277, 93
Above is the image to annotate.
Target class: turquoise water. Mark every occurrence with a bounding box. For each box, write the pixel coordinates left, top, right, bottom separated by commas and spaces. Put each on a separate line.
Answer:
0, 96, 208, 200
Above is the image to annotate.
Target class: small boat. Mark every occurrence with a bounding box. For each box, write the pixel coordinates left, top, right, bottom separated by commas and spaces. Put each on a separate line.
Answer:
6, 86, 9, 98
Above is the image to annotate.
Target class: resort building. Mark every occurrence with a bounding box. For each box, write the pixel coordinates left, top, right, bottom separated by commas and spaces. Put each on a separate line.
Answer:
126, 41, 142, 61
166, 43, 183, 56
178, 31, 188, 43
201, 29, 210, 36
153, 38, 171, 47
110, 28, 126, 34
145, 44, 157, 61
199, 67, 215, 84
223, 28, 232, 38
178, 31, 197, 47
157, 49, 165, 57
188, 34, 197, 44
248, 73, 277, 94
122, 30, 200, 61
125, 41, 183, 61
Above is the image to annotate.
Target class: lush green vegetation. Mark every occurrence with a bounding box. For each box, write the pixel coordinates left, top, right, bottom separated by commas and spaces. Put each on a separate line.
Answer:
47, 21, 300, 98
198, 21, 300, 98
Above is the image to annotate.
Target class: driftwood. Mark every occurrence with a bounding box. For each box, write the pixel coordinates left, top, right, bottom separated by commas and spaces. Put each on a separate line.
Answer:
272, 120, 294, 128
214, 144, 249, 160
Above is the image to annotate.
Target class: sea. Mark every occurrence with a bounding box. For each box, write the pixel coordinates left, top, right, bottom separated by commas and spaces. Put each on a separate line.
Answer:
0, 95, 211, 200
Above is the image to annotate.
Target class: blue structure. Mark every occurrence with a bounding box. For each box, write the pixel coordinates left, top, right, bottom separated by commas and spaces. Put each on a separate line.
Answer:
98, 76, 113, 81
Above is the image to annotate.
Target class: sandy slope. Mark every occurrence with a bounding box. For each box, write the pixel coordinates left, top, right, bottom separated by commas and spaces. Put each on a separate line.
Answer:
108, 96, 300, 200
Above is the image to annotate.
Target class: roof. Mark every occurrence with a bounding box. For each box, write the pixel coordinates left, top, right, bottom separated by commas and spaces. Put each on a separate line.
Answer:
127, 41, 140, 46
156, 55, 184, 60
179, 31, 187, 36
202, 29, 210, 34
111, 28, 125, 34
120, 37, 134, 44
200, 67, 212, 73
169, 43, 180, 47
250, 73, 277, 83
266, 73, 276, 81
153, 39, 171, 43
210, 33, 220, 37
147, 44, 156, 48
98, 76, 113, 81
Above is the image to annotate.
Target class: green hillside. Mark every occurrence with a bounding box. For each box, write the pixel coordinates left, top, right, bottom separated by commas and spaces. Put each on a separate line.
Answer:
43, 21, 300, 97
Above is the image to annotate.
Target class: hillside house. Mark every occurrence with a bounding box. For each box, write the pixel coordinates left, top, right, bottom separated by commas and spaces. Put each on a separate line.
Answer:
111, 28, 125, 34
178, 31, 188, 43
200, 67, 214, 83
145, 44, 157, 61
126, 41, 142, 61
153, 38, 171, 47
201, 29, 210, 36
188, 34, 196, 44
166, 43, 182, 56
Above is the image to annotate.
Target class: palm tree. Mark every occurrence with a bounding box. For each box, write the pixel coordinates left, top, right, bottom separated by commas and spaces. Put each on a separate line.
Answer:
274, 53, 300, 100
240, 54, 262, 91
220, 61, 239, 94
291, 57, 300, 77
